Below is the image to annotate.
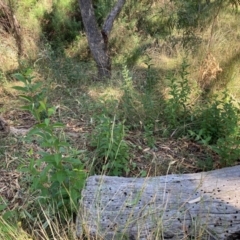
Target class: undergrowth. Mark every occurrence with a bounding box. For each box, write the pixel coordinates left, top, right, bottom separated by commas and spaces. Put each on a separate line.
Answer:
191, 92, 240, 166
0, 57, 239, 240
119, 60, 240, 167
163, 59, 191, 135
90, 114, 130, 176
1, 0, 240, 239
165, 62, 240, 166
8, 70, 86, 238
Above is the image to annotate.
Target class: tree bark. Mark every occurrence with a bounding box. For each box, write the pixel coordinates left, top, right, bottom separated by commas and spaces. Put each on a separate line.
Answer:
77, 165, 240, 240
78, 0, 126, 80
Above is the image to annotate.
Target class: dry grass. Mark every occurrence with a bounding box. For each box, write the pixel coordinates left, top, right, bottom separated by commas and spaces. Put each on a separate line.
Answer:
0, 33, 19, 72
0, 218, 31, 240
87, 86, 123, 102
197, 52, 222, 91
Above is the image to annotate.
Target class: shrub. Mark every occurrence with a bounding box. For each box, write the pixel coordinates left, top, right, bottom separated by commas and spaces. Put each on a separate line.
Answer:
120, 64, 159, 129
12, 70, 86, 219
192, 92, 239, 144
120, 65, 140, 126
189, 91, 240, 166
163, 59, 191, 135
40, 0, 82, 48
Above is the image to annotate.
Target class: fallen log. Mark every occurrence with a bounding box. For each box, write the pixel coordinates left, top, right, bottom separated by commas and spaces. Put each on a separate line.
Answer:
76, 166, 240, 240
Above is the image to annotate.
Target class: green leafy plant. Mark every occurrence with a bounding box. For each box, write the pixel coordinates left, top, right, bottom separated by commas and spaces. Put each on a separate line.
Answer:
94, 0, 114, 25
120, 64, 160, 141
213, 136, 240, 166
144, 56, 158, 93
142, 59, 162, 133
122, 65, 134, 102
24, 120, 86, 210
12, 69, 48, 122
171, 0, 220, 50
164, 59, 191, 134
144, 123, 156, 148
40, 0, 82, 48
13, 71, 86, 215
194, 92, 239, 144
190, 91, 240, 166
91, 114, 130, 176
120, 65, 139, 125
188, 129, 212, 146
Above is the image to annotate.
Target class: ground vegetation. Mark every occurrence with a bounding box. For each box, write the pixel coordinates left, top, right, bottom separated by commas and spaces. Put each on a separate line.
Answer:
0, 0, 240, 239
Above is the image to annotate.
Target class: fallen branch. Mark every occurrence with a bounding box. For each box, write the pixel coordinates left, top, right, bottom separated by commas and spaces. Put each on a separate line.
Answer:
77, 165, 240, 240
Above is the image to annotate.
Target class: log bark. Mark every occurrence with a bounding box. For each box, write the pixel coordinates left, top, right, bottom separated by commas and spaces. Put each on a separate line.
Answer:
78, 0, 126, 80
76, 165, 240, 240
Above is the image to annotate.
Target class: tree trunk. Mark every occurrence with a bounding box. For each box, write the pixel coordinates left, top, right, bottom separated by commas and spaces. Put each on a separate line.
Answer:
0, 0, 22, 56
76, 165, 240, 240
78, 0, 126, 80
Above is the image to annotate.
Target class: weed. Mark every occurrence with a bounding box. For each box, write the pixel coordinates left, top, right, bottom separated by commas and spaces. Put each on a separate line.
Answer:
144, 57, 158, 93
164, 59, 191, 135
91, 114, 130, 176
197, 156, 214, 171
23, 122, 86, 210
121, 64, 159, 130
144, 123, 156, 148
12, 68, 48, 122
120, 65, 139, 125
122, 65, 134, 98
40, 0, 82, 48
190, 91, 240, 166
12, 71, 86, 221
195, 92, 239, 144
214, 136, 240, 166
141, 57, 160, 127
188, 129, 212, 146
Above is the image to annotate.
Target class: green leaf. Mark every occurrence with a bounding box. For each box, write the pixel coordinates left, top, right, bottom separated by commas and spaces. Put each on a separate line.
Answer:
140, 170, 147, 177
54, 153, 61, 165
47, 107, 56, 116
3, 210, 17, 220
25, 68, 33, 76
19, 95, 33, 102
41, 153, 61, 166
0, 203, 7, 211
35, 122, 48, 129
44, 118, 50, 126
20, 106, 31, 111
12, 86, 28, 92
27, 128, 45, 138
52, 122, 64, 128
13, 73, 25, 82
39, 100, 47, 111
58, 141, 70, 147
54, 170, 66, 183
69, 189, 80, 204
66, 157, 81, 165
31, 82, 42, 91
